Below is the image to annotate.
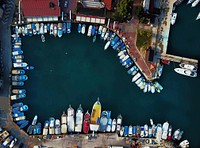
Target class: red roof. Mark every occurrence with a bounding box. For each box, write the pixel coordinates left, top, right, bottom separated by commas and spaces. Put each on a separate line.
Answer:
22, 0, 60, 17
103, 0, 112, 10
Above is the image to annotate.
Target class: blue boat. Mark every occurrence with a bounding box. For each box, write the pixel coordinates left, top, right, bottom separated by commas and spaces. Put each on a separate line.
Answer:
36, 123, 41, 134
91, 26, 96, 36
27, 125, 33, 134
99, 111, 108, 132
113, 40, 123, 50
20, 120, 29, 129
78, 24, 81, 33
23, 66, 34, 70
12, 102, 23, 108
111, 36, 119, 46
124, 126, 129, 137
12, 50, 23, 56
12, 89, 26, 94
12, 47, 21, 52
17, 119, 26, 125
132, 126, 137, 136
20, 105, 29, 112
13, 112, 24, 118
12, 81, 24, 86
125, 61, 133, 68
67, 22, 71, 33
12, 75, 28, 81
33, 125, 37, 135
46, 23, 50, 32
62, 22, 67, 34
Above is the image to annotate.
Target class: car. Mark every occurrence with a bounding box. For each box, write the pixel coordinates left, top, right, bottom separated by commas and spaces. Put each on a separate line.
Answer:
64, 1, 68, 7
9, 138, 17, 148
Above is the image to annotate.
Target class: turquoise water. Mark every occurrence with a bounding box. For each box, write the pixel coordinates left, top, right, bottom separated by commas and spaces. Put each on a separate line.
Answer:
21, 2, 200, 147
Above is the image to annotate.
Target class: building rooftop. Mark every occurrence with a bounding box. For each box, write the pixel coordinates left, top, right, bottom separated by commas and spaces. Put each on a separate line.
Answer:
21, 0, 60, 17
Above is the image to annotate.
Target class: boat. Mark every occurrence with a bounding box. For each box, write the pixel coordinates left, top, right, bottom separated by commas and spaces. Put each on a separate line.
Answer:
111, 119, 116, 132
90, 98, 101, 132
104, 31, 110, 41
23, 66, 34, 70
35, 23, 40, 34
150, 83, 155, 93
78, 23, 81, 33
128, 125, 133, 137
12, 102, 23, 108
13, 62, 27, 68
116, 114, 122, 132
192, 0, 200, 7
104, 41, 111, 50
14, 116, 26, 122
179, 63, 197, 71
143, 83, 148, 93
19, 120, 29, 129
155, 124, 162, 143
32, 115, 38, 126
62, 22, 67, 34
36, 123, 42, 134
161, 121, 169, 140
55, 119, 61, 135
67, 22, 71, 33
81, 24, 86, 34
53, 24, 58, 37
50, 23, 53, 35
98, 25, 103, 34
43, 120, 49, 135
174, 68, 197, 77
132, 72, 141, 82
13, 59, 23, 63
12, 55, 24, 60
93, 34, 97, 43
119, 127, 124, 137
41, 34, 45, 42
40, 23, 44, 34
44, 24, 47, 34
75, 104, 84, 133
67, 105, 75, 133
11, 94, 26, 100
172, 129, 180, 140
12, 50, 23, 56
61, 112, 67, 134
12, 75, 28, 81
124, 126, 129, 137
19, 105, 28, 112
11, 70, 25, 75
154, 81, 163, 93
49, 117, 55, 135
167, 125, 172, 140
144, 124, 149, 137
13, 112, 24, 118
170, 13, 177, 25
177, 130, 184, 140
111, 36, 119, 46
100, 27, 107, 39
91, 26, 96, 36
87, 25, 92, 37
17, 119, 26, 125
148, 126, 153, 138
106, 118, 112, 132
83, 111, 90, 134
57, 23, 63, 38
187, 0, 195, 4
196, 12, 200, 20
12, 81, 24, 86
99, 111, 108, 132
179, 140, 190, 148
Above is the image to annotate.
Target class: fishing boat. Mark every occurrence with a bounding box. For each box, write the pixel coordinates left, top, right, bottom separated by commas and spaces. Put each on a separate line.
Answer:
179, 63, 197, 71
49, 117, 55, 135
42, 120, 49, 136
19, 120, 29, 129
50, 23, 53, 35
87, 25, 92, 37
161, 121, 169, 140
13, 62, 27, 68
19, 105, 28, 112
32, 115, 38, 126
192, 0, 200, 7
104, 41, 111, 50
81, 24, 86, 34
67, 22, 71, 33
174, 68, 197, 77
67, 105, 75, 133
90, 98, 101, 132
111, 36, 119, 46
83, 111, 90, 134
53, 24, 57, 37
23, 66, 34, 70
11, 94, 26, 100
57, 23, 63, 38
75, 104, 84, 133
111, 119, 116, 132
78, 24, 82, 33
123, 126, 128, 137
55, 119, 61, 135
170, 13, 177, 25
41, 34, 45, 42
196, 12, 200, 20
12, 81, 24, 86
35, 23, 40, 34
132, 72, 141, 82
99, 111, 108, 132
116, 114, 122, 133
11, 70, 25, 75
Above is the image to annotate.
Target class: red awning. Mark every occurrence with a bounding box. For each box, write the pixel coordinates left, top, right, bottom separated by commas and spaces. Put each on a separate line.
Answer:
22, 0, 60, 17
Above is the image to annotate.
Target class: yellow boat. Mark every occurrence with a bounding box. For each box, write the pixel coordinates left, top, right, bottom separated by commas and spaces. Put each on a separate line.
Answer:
90, 98, 101, 124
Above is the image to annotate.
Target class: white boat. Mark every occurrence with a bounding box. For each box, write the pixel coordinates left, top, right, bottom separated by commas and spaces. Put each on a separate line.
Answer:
171, 13, 177, 25
75, 104, 83, 133
104, 41, 111, 50
132, 72, 141, 82
53, 24, 57, 37
40, 23, 44, 34
192, 0, 200, 7
111, 119, 116, 132
67, 105, 75, 132
174, 68, 197, 77
13, 62, 27, 68
81, 24, 86, 34
179, 140, 190, 148
162, 121, 169, 140
44, 24, 47, 34
187, 0, 195, 4
179, 63, 197, 71
32, 115, 38, 125
116, 114, 122, 132
35, 23, 40, 33
87, 25, 92, 37
144, 124, 148, 137
172, 129, 180, 140
155, 124, 162, 144
150, 83, 155, 93
196, 12, 200, 20
104, 31, 109, 41
119, 127, 124, 137
128, 125, 132, 137
61, 112, 67, 134
50, 23, 53, 35
118, 50, 126, 56
101, 27, 107, 39
55, 119, 61, 135
98, 25, 103, 34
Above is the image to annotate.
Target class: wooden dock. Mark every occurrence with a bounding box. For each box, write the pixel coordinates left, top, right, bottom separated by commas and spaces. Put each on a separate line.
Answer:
160, 53, 198, 65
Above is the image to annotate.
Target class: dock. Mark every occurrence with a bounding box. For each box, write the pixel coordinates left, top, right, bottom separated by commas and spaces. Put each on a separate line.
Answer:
160, 53, 198, 65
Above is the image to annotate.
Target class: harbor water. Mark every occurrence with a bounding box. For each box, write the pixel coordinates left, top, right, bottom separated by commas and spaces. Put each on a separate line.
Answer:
21, 2, 200, 147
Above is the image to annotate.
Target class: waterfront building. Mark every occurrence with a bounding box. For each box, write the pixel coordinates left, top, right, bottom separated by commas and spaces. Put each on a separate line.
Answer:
21, 0, 60, 23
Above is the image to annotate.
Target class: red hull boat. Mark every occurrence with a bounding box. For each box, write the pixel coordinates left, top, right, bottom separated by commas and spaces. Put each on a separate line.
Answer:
83, 111, 90, 134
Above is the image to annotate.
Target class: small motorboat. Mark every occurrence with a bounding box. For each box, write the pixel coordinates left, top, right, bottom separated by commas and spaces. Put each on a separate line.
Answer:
11, 70, 25, 75
23, 66, 34, 70
12, 89, 26, 94
20, 120, 29, 129
41, 34, 45, 42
